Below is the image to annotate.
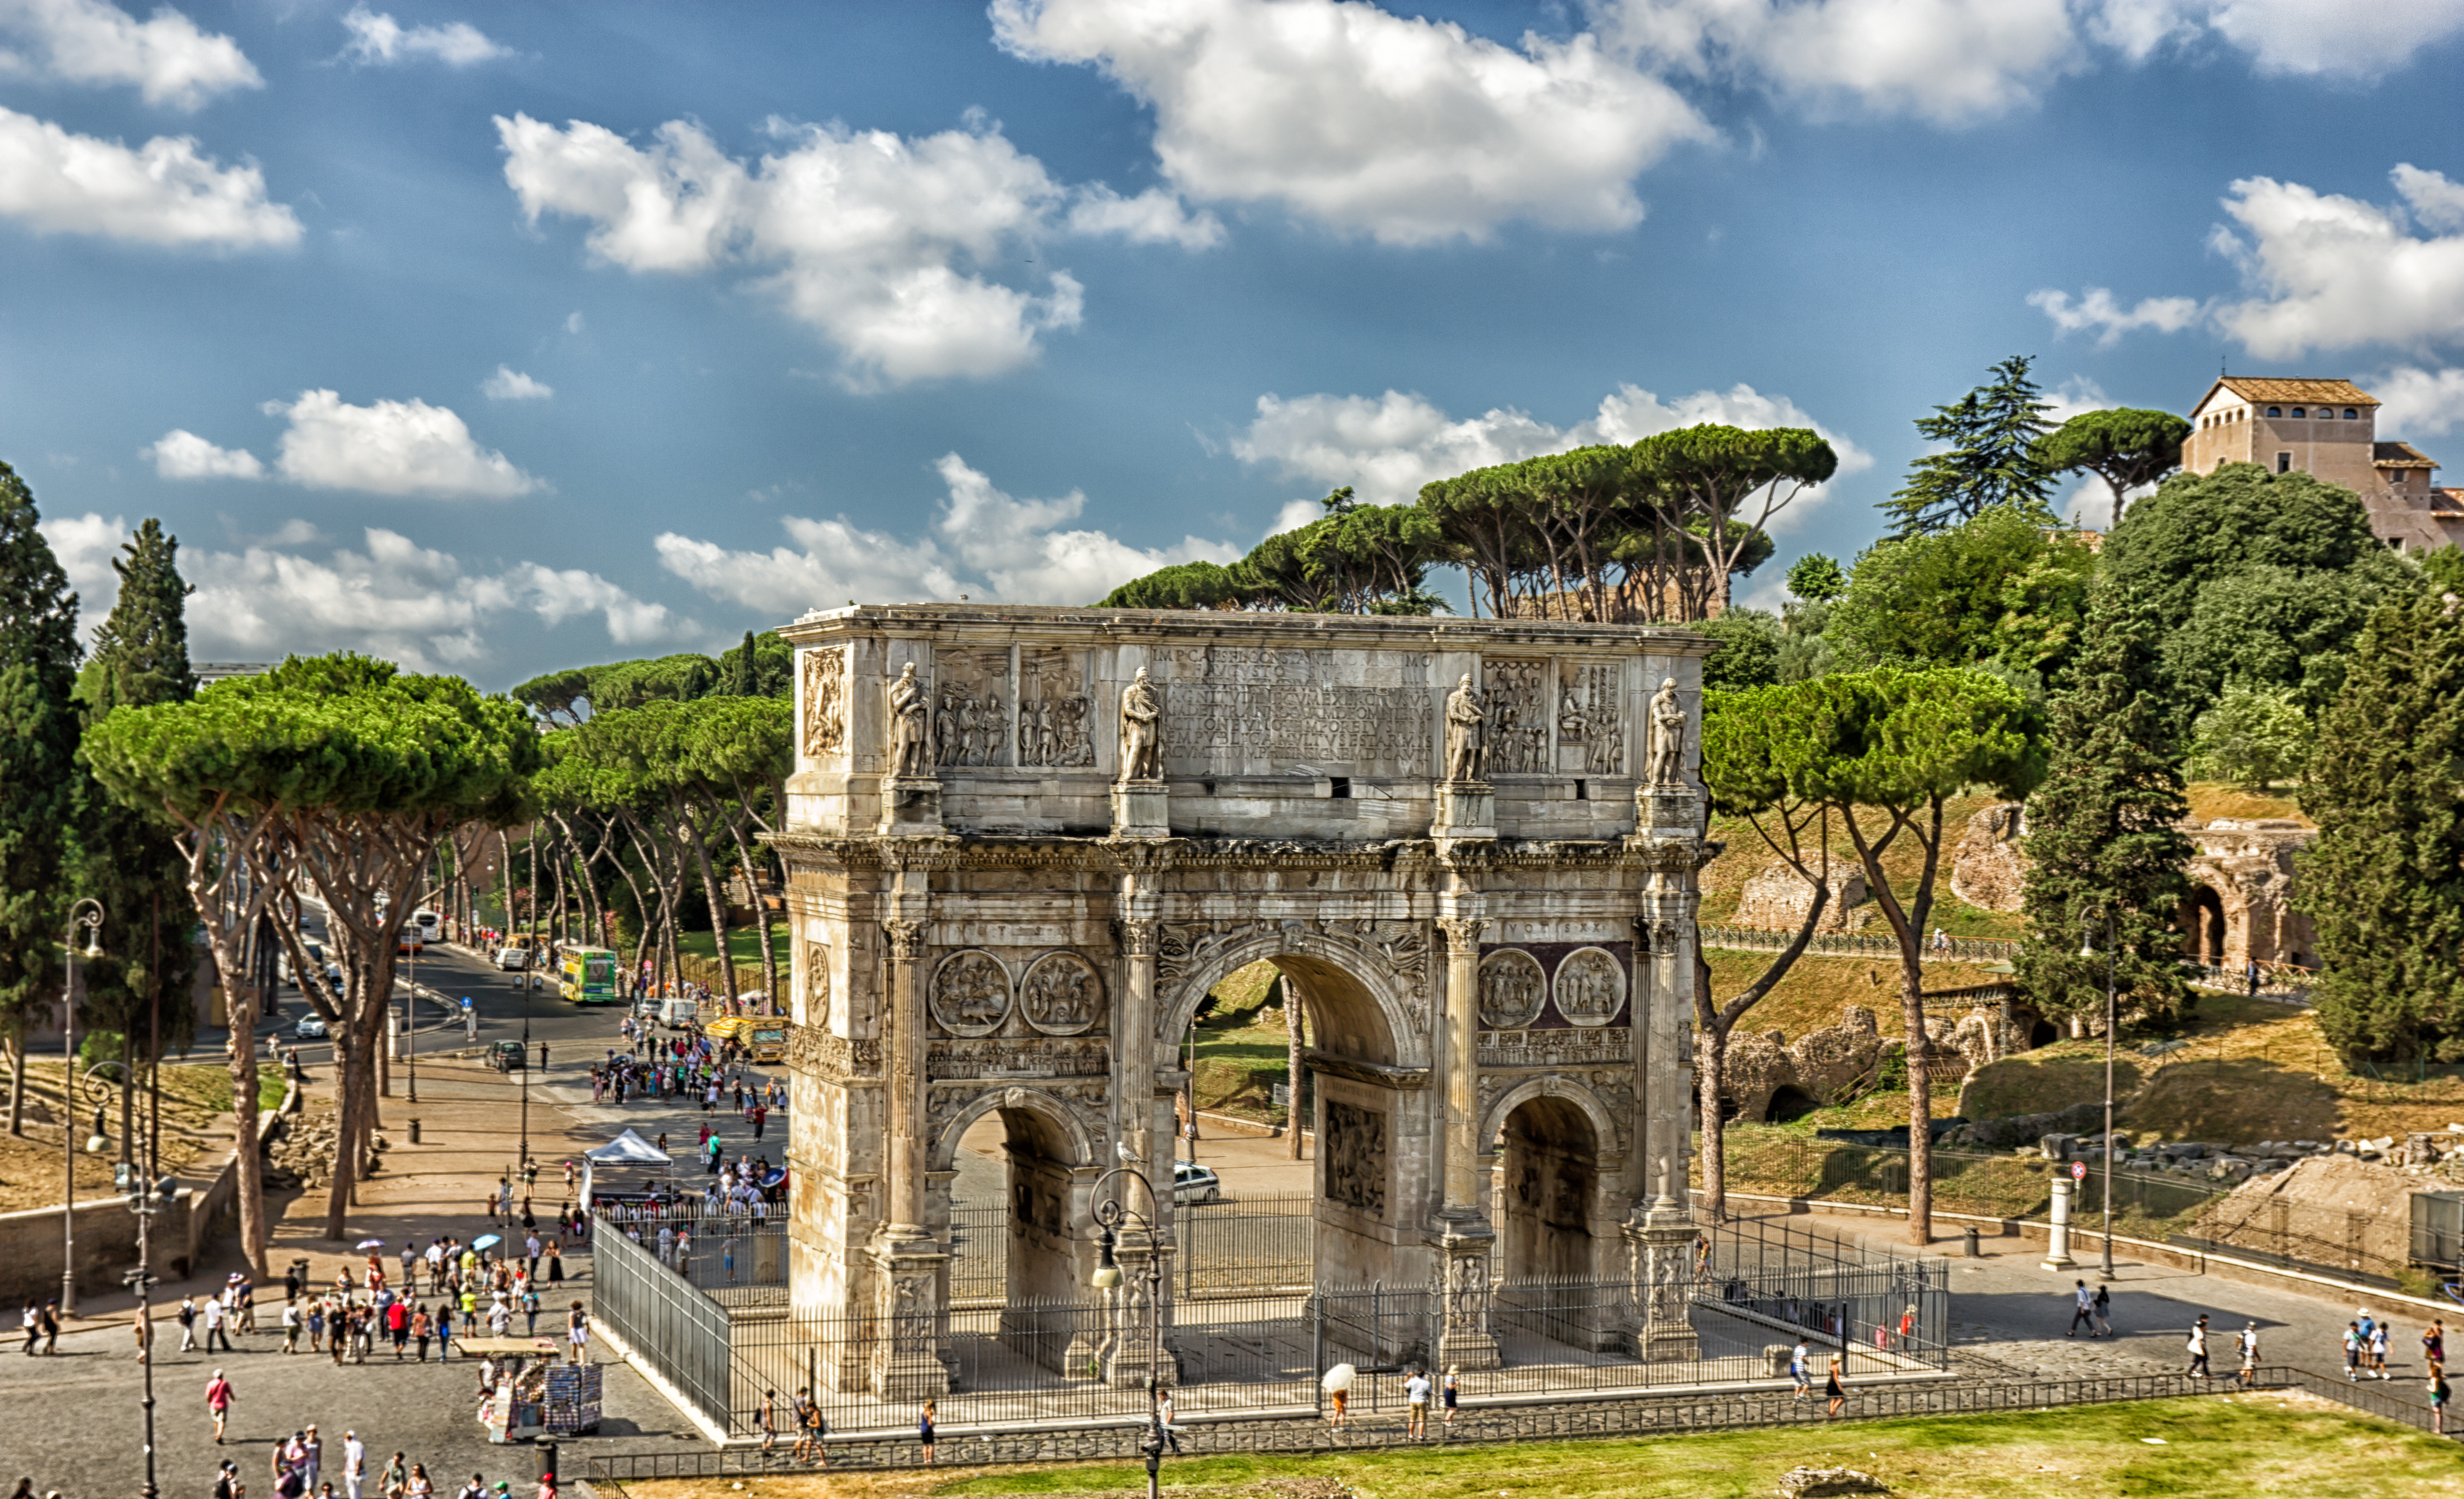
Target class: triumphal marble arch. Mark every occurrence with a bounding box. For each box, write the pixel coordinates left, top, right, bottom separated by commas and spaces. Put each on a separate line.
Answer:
769, 605, 1716, 1395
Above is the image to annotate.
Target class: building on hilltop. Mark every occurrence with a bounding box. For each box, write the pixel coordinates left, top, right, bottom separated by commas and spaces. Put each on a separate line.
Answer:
2183, 376, 2464, 553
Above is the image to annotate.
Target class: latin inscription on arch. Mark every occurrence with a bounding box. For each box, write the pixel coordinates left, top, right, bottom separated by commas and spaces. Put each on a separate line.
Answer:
1154, 647, 1431, 774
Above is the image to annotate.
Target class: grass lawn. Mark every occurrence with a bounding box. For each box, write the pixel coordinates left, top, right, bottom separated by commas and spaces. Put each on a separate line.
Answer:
628, 1392, 2452, 1499
677, 924, 792, 970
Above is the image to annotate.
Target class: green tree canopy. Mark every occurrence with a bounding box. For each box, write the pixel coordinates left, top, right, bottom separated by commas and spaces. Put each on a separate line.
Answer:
2015, 584, 2194, 1027
2188, 684, 2313, 793
1694, 609, 1784, 690
1785, 552, 1845, 603
1827, 505, 2097, 686
1884, 355, 2056, 534
70, 519, 201, 1137
0, 460, 80, 1136
2296, 593, 2464, 1062
2036, 407, 2189, 531
1632, 424, 1838, 615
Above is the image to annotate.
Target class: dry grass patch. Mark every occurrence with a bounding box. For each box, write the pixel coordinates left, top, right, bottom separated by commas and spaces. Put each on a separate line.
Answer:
0, 1059, 240, 1213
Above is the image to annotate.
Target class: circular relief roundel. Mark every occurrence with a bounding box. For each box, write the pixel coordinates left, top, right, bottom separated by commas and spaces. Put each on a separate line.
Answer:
1477, 949, 1547, 1030
929, 949, 1012, 1037
1018, 951, 1102, 1036
1553, 946, 1625, 1027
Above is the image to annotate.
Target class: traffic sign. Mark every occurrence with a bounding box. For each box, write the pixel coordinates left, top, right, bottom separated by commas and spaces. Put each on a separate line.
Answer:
2070, 1160, 2088, 1181
460, 996, 475, 1010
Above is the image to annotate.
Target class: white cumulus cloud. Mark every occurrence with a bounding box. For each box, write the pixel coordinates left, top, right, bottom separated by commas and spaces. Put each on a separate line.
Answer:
2027, 286, 2203, 346
0, 0, 261, 109
655, 453, 1237, 615
1601, 0, 2082, 125
166, 524, 679, 671
144, 427, 263, 479
496, 111, 1213, 387
35, 506, 127, 617
0, 103, 300, 246
1231, 381, 1870, 532
2201, 0, 2464, 76
994, 0, 1709, 244
481, 365, 552, 401
2208, 165, 2464, 360
2375, 365, 2464, 438
265, 389, 542, 499
339, 5, 507, 67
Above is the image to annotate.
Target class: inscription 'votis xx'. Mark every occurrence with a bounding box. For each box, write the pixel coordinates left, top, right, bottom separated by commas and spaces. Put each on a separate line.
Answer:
1155, 647, 1431, 772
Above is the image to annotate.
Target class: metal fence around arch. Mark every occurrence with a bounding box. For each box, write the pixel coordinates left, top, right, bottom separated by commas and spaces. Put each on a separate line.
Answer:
952, 1192, 1315, 1303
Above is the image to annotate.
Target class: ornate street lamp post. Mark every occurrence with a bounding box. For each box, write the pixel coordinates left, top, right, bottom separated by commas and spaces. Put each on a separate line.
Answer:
1089, 1160, 1168, 1499
2079, 909, 2118, 1281
122, 1132, 178, 1499
61, 898, 104, 1316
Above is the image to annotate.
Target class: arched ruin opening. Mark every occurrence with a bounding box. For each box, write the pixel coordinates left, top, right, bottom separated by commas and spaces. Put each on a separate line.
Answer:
2185, 885, 2228, 967
1495, 1094, 1600, 1281
1765, 1085, 1818, 1124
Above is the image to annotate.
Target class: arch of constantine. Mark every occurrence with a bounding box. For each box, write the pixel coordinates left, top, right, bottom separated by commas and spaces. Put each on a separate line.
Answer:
769, 605, 1716, 1396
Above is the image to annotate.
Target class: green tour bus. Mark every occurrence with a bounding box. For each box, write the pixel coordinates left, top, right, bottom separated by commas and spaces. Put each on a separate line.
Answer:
561, 946, 619, 1005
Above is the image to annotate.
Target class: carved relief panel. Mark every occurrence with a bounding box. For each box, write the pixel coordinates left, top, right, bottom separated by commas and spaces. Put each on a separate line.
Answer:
1017, 952, 1102, 1035
1557, 660, 1624, 775
1017, 647, 1096, 768
1551, 946, 1624, 1027
1484, 658, 1549, 774
929, 949, 1012, 1036
1477, 949, 1547, 1029
1322, 1100, 1388, 1218
801, 646, 846, 758
1149, 645, 1431, 776
803, 940, 832, 1028
932, 648, 1010, 768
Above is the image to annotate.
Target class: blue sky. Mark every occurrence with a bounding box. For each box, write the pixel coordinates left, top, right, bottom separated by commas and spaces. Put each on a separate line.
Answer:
8, 0, 2464, 687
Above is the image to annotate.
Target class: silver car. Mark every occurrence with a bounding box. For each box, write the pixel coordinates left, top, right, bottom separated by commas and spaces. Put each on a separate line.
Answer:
1171, 1160, 1222, 1204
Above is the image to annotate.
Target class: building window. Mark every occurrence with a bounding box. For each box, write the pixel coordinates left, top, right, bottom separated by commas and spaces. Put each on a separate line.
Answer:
2267, 406, 2282, 417
2291, 406, 2306, 418
2277, 452, 2292, 473
2344, 408, 2358, 419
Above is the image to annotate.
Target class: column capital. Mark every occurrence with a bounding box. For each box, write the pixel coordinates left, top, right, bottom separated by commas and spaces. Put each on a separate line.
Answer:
881, 918, 928, 963
1436, 916, 1488, 953
1112, 917, 1158, 958
1633, 914, 1688, 954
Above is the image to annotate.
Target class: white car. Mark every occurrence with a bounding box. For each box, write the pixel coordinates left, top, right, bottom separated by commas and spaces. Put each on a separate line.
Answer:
494, 946, 530, 971
293, 1015, 329, 1040
1171, 1160, 1222, 1204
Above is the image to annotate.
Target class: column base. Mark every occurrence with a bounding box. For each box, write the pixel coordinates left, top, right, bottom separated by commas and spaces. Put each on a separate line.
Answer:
1627, 1203, 1702, 1364
867, 1241, 952, 1400
877, 777, 945, 836
1111, 779, 1169, 839
1431, 781, 1496, 840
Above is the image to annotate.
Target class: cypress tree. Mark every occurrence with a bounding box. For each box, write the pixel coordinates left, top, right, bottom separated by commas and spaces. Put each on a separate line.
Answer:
72, 519, 200, 1160
2296, 593, 2464, 1062
0, 461, 83, 1135
725, 630, 757, 695
2015, 583, 2195, 1026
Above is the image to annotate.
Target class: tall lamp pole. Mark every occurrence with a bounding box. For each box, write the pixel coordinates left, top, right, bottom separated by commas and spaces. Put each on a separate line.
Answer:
124, 1127, 176, 1499
1090, 1161, 1168, 1499
61, 898, 104, 1316
2079, 910, 2118, 1281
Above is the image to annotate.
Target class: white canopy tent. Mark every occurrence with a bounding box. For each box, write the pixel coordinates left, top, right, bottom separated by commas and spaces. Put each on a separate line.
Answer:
580, 1127, 670, 1207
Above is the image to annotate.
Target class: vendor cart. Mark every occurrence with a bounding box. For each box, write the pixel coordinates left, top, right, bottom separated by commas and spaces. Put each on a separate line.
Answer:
461, 1337, 599, 1440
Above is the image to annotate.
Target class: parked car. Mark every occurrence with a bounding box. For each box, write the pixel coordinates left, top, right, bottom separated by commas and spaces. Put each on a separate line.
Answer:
397, 930, 425, 957
485, 1039, 526, 1071
494, 946, 530, 971
1171, 1159, 1222, 1205
293, 1014, 329, 1040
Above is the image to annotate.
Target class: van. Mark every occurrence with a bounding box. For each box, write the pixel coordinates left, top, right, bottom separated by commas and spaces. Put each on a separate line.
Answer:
661, 995, 699, 1029
412, 910, 442, 943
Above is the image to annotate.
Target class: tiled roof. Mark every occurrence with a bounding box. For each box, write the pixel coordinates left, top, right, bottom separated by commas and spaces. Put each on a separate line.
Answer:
2374, 441, 2438, 467
2218, 377, 2378, 405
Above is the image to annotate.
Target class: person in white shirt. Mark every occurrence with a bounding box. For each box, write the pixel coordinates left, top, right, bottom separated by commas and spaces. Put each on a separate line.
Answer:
203, 1294, 231, 1352
1404, 1367, 1431, 1438
342, 1433, 365, 1499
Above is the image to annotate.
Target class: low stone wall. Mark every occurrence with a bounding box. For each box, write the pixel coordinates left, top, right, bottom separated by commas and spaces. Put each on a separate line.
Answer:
0, 1145, 240, 1308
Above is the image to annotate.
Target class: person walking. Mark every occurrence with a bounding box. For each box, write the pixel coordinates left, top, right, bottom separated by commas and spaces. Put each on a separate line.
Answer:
917, 1400, 935, 1465
380, 1455, 406, 1499
2237, 1323, 2259, 1386
281, 1300, 302, 1354
205, 1368, 235, 1443
1158, 1389, 1183, 1455
203, 1292, 231, 1352
756, 1390, 779, 1455
17, 1302, 33, 1356
2344, 1321, 2365, 1380
2370, 1319, 2391, 1379
1404, 1368, 1430, 1439
2092, 1283, 2113, 1338
2434, 1366, 2452, 1436
341, 1433, 364, 1499
2185, 1316, 2211, 1378
566, 1302, 588, 1363
1442, 1365, 1460, 1426
1790, 1338, 1812, 1401
2067, 1280, 2095, 1338
2424, 1319, 2446, 1372
178, 1297, 199, 1352
1824, 1354, 1846, 1417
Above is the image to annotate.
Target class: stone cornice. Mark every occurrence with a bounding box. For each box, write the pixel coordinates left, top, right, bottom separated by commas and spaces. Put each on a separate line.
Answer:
763, 829, 1707, 876
778, 601, 1716, 657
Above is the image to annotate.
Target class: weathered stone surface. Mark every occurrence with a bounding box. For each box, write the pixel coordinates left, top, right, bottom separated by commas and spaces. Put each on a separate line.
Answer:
1714, 1005, 1887, 1123
1949, 802, 2028, 913
1778, 1467, 1889, 1498
1734, 861, 1869, 932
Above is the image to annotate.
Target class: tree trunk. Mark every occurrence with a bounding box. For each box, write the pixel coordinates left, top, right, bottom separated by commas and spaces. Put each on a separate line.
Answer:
688, 809, 738, 1002
5, 1025, 24, 1136
224, 959, 269, 1276
720, 816, 778, 1010
1901, 954, 1932, 1245
324, 1022, 358, 1239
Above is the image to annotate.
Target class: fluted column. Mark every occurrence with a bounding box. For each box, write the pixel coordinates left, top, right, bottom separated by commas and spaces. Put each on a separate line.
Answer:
881, 917, 928, 1237
1436, 914, 1486, 1214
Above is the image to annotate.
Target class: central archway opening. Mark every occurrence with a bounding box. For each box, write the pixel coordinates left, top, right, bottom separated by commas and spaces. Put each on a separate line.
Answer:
946, 1098, 1093, 1371
1495, 1095, 1598, 1280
